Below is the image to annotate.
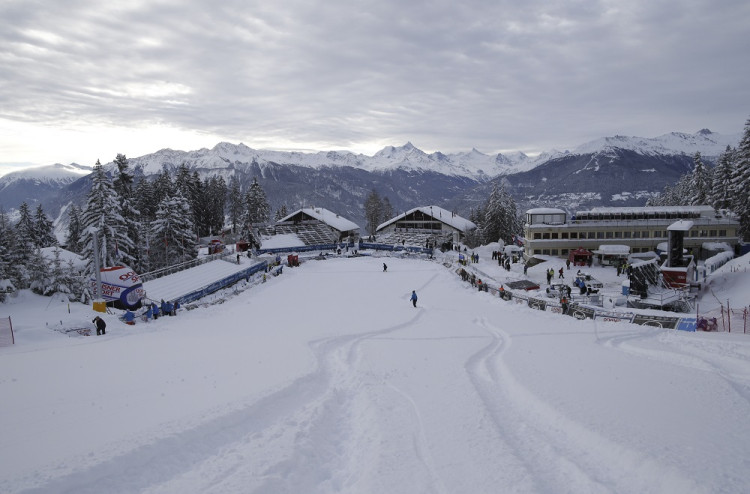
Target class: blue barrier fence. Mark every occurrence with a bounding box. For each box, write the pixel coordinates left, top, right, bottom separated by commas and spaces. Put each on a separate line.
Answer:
359, 243, 434, 255
179, 261, 268, 304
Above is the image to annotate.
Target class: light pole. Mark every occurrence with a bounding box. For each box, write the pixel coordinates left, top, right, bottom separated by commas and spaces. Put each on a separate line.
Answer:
90, 227, 105, 313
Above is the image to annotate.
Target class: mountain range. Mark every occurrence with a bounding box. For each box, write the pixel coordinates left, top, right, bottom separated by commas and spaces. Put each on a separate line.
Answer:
0, 129, 740, 235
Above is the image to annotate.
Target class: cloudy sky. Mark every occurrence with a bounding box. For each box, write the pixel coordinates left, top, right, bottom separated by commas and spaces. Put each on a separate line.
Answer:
1, 0, 748, 176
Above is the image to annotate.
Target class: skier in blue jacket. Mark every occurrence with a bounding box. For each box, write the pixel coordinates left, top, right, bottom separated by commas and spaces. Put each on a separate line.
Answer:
410, 290, 418, 308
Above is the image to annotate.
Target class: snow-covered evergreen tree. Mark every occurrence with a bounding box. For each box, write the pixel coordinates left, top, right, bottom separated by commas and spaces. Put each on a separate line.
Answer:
34, 204, 57, 248
149, 192, 197, 268
135, 178, 158, 221
364, 189, 382, 235
382, 197, 394, 223
202, 175, 226, 236
480, 182, 521, 245
243, 177, 270, 226
80, 161, 134, 272
112, 154, 141, 268
730, 118, 750, 239
0, 208, 25, 290
711, 146, 735, 211
153, 167, 174, 208
274, 204, 289, 221
227, 176, 243, 234
0, 209, 14, 301
28, 249, 50, 295
15, 202, 36, 253
65, 204, 83, 253
44, 248, 79, 300
690, 152, 711, 206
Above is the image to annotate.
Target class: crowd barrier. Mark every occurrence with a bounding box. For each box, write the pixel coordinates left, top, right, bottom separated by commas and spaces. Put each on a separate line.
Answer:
177, 261, 268, 305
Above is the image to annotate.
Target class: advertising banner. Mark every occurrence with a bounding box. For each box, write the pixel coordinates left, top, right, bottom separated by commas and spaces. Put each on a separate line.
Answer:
594, 310, 635, 323
631, 314, 679, 329
89, 266, 145, 309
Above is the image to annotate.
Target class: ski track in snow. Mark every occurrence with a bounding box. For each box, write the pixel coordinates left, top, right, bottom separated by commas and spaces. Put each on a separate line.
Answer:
596, 324, 750, 409
19, 274, 445, 494
466, 317, 701, 494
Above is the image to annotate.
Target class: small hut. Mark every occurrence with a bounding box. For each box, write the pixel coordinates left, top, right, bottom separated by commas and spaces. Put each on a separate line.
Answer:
568, 248, 593, 266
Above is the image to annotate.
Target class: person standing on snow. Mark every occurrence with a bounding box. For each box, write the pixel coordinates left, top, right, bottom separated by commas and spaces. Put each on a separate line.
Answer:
383, 263, 388, 272
93, 316, 106, 335
410, 290, 418, 308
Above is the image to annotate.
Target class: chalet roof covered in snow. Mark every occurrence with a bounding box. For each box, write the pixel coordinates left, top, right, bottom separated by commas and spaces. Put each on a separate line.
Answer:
278, 207, 359, 233
594, 244, 631, 255
526, 208, 566, 215
581, 205, 716, 215
376, 205, 476, 233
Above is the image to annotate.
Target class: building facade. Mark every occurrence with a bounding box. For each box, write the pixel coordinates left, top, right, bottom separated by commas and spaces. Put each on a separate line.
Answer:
523, 206, 739, 259
376, 206, 476, 245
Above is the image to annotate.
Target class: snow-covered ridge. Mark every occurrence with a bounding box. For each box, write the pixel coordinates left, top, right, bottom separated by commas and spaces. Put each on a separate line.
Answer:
573, 129, 740, 158
124, 142, 544, 180
116, 129, 740, 180
0, 163, 92, 187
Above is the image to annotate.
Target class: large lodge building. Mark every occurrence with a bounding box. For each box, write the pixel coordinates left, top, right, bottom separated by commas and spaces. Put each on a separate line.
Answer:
523, 205, 740, 259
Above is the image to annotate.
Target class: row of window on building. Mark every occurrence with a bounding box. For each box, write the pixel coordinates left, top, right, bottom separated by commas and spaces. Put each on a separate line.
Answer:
532, 229, 729, 241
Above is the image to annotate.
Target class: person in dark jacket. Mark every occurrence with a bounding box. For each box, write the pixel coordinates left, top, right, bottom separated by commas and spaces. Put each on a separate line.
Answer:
410, 290, 418, 308
383, 263, 388, 272
93, 316, 106, 335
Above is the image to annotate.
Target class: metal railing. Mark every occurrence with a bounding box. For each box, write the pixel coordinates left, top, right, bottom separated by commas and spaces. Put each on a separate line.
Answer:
139, 250, 234, 283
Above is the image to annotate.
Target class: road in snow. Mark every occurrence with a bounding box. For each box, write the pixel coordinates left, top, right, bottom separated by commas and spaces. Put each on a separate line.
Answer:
1, 256, 750, 493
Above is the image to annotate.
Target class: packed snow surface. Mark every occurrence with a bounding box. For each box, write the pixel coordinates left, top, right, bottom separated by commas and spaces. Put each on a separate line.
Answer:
2, 256, 750, 493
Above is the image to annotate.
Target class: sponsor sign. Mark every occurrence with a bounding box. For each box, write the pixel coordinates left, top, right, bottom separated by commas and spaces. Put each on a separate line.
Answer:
546, 304, 564, 314
631, 314, 679, 329
89, 266, 145, 309
568, 304, 595, 320
528, 298, 547, 311
594, 310, 634, 323
676, 317, 697, 332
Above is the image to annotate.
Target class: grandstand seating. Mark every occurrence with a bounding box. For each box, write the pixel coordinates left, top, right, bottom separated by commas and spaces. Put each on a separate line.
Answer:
374, 229, 450, 248
257, 220, 338, 246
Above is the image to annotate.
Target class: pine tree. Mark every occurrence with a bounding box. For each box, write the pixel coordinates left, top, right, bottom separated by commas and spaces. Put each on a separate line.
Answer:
711, 146, 734, 211
15, 202, 36, 253
382, 197, 394, 223
34, 204, 57, 248
0, 208, 25, 290
65, 204, 83, 253
28, 248, 50, 295
153, 167, 174, 207
80, 160, 134, 272
112, 154, 141, 266
44, 247, 78, 299
227, 176, 244, 234
481, 182, 521, 245
690, 152, 710, 206
149, 191, 197, 268
364, 189, 382, 235
202, 175, 226, 237
135, 178, 158, 221
0, 209, 14, 300
274, 204, 289, 221
243, 177, 270, 225
730, 118, 750, 240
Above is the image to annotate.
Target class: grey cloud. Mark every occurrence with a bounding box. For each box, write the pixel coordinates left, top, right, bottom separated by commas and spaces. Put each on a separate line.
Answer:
0, 0, 748, 157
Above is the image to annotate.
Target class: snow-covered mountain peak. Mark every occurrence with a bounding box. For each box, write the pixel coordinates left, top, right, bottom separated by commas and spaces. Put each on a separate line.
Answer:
0, 162, 91, 186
